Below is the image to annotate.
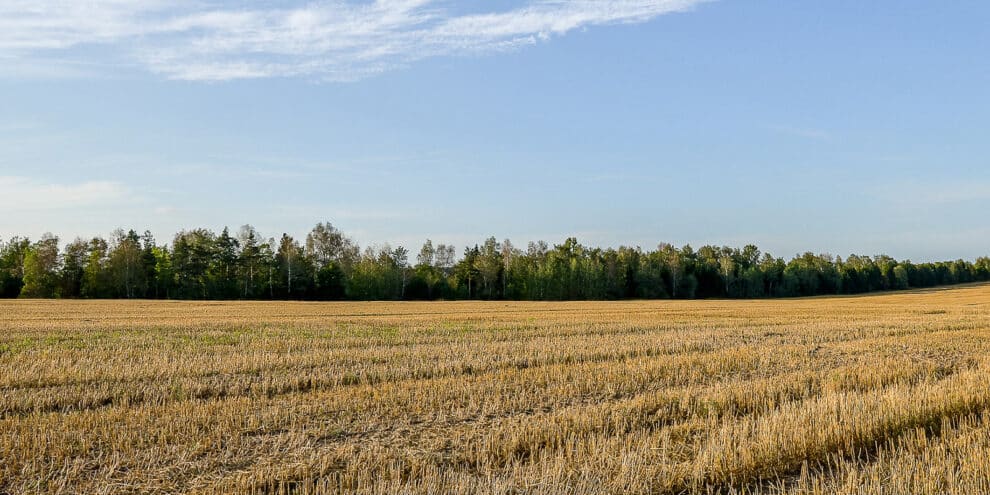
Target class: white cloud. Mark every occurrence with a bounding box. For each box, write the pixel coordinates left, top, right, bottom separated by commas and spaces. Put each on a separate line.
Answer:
274, 204, 414, 222
0, 0, 709, 81
0, 120, 42, 133
769, 125, 833, 141
876, 180, 990, 206
0, 176, 131, 211
153, 206, 177, 215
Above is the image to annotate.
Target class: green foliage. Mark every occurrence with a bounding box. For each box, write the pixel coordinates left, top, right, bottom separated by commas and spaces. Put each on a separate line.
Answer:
172, 229, 216, 299
0, 237, 29, 298
20, 234, 60, 298
2, 225, 989, 301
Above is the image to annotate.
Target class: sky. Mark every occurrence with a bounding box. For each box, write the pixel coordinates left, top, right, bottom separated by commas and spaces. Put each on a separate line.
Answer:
1, 0, 989, 262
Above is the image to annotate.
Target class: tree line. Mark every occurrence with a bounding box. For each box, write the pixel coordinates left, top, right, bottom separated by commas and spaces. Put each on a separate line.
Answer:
2, 222, 989, 300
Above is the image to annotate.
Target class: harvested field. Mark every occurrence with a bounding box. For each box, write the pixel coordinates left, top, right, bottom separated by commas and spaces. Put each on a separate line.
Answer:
3, 285, 990, 494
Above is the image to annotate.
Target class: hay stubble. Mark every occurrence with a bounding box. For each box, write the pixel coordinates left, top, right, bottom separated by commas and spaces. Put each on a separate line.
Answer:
2, 286, 990, 493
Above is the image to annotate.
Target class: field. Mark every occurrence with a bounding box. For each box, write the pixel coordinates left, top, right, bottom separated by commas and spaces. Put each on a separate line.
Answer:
2, 286, 990, 494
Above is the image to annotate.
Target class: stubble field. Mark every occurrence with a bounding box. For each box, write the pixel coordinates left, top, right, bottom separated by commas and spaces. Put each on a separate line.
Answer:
2, 285, 990, 494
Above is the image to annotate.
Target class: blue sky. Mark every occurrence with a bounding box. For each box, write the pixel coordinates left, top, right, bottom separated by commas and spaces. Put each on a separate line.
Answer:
1, 0, 989, 261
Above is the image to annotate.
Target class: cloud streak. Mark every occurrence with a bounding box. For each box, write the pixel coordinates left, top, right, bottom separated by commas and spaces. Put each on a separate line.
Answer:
0, 176, 131, 211
876, 180, 990, 207
770, 125, 833, 141
0, 0, 708, 81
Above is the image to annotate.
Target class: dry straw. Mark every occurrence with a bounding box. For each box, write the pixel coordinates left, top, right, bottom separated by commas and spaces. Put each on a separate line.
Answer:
1, 286, 989, 493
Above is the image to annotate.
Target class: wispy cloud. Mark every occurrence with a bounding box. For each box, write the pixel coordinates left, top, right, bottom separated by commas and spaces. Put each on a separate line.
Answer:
0, 120, 43, 133
0, 176, 131, 211
275, 204, 415, 222
876, 180, 990, 206
864, 177, 990, 230
769, 125, 833, 141
153, 206, 178, 216
0, 0, 708, 81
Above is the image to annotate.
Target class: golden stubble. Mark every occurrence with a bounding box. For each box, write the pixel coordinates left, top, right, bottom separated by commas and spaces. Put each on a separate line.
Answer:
1, 285, 990, 494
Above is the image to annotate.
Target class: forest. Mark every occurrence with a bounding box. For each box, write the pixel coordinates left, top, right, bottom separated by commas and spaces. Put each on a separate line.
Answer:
2, 222, 988, 300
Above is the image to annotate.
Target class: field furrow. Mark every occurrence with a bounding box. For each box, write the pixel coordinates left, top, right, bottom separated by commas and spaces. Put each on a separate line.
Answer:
3, 285, 990, 494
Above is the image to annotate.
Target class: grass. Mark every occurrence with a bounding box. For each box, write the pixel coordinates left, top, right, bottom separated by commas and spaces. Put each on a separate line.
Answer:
2, 286, 990, 494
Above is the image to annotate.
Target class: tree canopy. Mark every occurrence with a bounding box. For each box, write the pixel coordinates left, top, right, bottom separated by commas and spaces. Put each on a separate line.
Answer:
2, 224, 988, 300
